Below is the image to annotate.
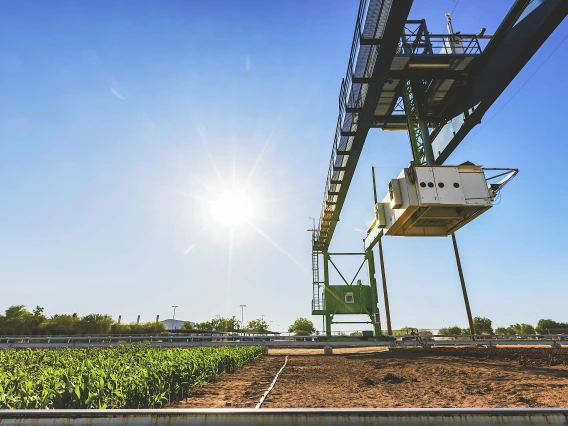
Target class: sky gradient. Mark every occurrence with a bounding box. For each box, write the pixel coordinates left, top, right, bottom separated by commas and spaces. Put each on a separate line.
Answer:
1, 0, 567, 333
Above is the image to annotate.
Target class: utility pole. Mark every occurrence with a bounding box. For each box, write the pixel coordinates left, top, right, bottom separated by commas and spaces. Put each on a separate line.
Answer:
239, 305, 247, 334
171, 305, 178, 331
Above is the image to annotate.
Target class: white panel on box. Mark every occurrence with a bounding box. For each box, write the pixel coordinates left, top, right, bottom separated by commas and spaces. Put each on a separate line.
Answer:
432, 167, 465, 204
414, 167, 438, 204
459, 169, 492, 205
389, 179, 403, 209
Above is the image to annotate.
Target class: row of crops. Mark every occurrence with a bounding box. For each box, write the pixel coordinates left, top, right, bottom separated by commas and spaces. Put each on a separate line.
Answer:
0, 345, 264, 409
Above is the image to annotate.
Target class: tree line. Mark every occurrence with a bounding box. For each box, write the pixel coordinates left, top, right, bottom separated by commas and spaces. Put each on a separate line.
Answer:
180, 317, 317, 336
181, 317, 270, 333
436, 317, 568, 336
3, 306, 564, 337
0, 306, 165, 336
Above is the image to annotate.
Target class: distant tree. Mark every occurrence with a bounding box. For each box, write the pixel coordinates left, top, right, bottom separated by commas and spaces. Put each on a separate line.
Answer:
2, 305, 34, 335
0, 305, 167, 336
79, 314, 113, 335
350, 331, 362, 337
288, 318, 315, 336
438, 326, 462, 336
536, 319, 556, 334
191, 321, 214, 330
41, 314, 81, 335
536, 319, 568, 334
31, 306, 46, 331
181, 321, 198, 330
246, 319, 268, 333
110, 323, 132, 335
494, 324, 536, 336
438, 325, 463, 336
129, 321, 166, 334
183, 317, 240, 332
509, 323, 535, 336
495, 327, 508, 335
214, 317, 239, 332
473, 317, 493, 335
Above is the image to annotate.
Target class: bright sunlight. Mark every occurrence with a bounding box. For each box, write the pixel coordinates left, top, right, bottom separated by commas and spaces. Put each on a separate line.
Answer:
210, 189, 256, 228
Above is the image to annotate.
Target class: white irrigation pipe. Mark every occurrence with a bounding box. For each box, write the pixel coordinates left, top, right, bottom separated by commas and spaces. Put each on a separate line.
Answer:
255, 355, 288, 409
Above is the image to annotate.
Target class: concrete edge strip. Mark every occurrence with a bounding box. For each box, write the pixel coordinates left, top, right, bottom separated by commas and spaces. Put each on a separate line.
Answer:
255, 356, 289, 409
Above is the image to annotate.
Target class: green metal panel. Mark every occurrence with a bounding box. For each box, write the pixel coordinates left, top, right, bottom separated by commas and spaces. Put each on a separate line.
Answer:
325, 285, 374, 315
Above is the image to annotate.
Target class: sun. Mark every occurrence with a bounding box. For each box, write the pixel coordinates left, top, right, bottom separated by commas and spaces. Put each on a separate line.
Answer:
210, 189, 256, 228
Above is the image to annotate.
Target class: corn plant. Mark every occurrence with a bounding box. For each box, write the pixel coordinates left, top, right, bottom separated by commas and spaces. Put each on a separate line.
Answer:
0, 345, 263, 409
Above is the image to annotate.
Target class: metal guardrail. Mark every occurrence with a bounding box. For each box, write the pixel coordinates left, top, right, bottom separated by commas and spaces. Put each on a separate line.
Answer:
0, 338, 391, 349
0, 334, 566, 349
1, 408, 567, 425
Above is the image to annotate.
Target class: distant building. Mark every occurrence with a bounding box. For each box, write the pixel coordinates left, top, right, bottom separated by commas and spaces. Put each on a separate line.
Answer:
161, 319, 190, 331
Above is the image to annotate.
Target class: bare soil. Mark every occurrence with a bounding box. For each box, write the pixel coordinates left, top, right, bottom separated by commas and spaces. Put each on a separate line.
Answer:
175, 347, 568, 408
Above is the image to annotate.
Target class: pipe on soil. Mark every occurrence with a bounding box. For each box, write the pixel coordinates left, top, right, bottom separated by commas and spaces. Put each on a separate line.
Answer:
255, 355, 288, 409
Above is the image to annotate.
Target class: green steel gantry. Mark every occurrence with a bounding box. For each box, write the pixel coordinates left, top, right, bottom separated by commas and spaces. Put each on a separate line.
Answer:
311, 0, 567, 338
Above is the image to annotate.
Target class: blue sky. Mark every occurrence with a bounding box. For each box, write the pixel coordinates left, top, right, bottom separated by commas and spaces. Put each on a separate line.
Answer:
1, 0, 567, 333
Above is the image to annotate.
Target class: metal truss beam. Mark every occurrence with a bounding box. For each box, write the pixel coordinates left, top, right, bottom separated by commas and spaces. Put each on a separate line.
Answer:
319, 0, 413, 250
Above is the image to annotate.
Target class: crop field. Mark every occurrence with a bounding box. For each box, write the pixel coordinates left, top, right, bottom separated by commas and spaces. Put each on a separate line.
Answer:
178, 347, 568, 408
0, 345, 263, 409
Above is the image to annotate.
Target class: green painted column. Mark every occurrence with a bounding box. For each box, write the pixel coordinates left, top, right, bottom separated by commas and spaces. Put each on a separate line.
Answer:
323, 251, 332, 337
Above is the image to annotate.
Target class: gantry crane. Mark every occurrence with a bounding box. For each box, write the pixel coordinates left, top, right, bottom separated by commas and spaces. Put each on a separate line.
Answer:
311, 0, 567, 337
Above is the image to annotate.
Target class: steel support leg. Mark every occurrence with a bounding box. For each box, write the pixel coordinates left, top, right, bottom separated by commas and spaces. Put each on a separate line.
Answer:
323, 251, 332, 337
366, 249, 381, 337
451, 233, 476, 338
378, 238, 393, 336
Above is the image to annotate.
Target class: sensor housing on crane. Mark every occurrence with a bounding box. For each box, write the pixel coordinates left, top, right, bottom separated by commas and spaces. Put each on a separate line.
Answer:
365, 164, 517, 250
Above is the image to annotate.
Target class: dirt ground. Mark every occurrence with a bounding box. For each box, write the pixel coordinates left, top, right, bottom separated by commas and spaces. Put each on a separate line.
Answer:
175, 347, 568, 408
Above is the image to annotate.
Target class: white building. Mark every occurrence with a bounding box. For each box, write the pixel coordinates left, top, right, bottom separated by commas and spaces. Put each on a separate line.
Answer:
161, 319, 190, 331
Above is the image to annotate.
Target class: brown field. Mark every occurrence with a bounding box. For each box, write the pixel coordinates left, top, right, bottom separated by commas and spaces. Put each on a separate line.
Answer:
175, 346, 568, 408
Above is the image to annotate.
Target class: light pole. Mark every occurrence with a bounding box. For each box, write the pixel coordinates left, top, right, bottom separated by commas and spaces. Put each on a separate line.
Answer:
269, 321, 273, 333
171, 305, 178, 331
239, 305, 247, 334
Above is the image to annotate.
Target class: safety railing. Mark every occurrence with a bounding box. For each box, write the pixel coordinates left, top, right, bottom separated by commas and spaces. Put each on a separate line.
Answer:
399, 33, 483, 55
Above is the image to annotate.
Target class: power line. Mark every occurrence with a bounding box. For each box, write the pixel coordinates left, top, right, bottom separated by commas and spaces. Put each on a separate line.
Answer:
449, 0, 460, 17
441, 0, 460, 34
464, 33, 568, 144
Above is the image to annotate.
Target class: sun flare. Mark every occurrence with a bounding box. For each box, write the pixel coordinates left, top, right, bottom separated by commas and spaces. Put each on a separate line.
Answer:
210, 189, 256, 228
